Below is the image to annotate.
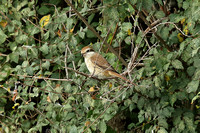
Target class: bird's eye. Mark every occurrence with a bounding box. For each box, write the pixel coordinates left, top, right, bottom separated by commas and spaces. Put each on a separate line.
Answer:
86, 49, 90, 53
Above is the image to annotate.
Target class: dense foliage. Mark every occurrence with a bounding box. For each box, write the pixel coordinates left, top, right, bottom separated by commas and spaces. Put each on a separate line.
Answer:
0, 0, 200, 132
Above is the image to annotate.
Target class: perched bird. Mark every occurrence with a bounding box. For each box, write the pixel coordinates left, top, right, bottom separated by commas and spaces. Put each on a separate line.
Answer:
81, 46, 135, 85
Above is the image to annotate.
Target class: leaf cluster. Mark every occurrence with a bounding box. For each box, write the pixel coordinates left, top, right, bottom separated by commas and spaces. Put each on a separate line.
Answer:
0, 0, 200, 132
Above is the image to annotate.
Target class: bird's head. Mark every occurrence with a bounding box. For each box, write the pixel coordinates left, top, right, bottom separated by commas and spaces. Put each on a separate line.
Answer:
81, 46, 95, 57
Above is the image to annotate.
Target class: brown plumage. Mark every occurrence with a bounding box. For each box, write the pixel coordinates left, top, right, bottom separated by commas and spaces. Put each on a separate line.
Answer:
81, 46, 136, 85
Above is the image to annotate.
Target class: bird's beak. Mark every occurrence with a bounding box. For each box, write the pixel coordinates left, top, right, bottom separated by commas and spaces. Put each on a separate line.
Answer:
81, 53, 85, 57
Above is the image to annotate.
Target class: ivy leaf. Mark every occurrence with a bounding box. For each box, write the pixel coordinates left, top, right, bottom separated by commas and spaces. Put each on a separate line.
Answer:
26, 66, 34, 75
99, 121, 107, 133
158, 127, 168, 133
78, 31, 85, 39
194, 58, 200, 68
155, 11, 165, 19
18, 102, 35, 111
137, 97, 145, 110
16, 35, 28, 44
42, 61, 50, 70
154, 76, 161, 88
121, 22, 132, 32
170, 94, 177, 106
172, 60, 184, 69
178, 120, 185, 131
0, 28, 7, 44
39, 43, 49, 55
38, 6, 50, 15
63, 103, 72, 110
69, 125, 78, 133
187, 80, 199, 93
10, 52, 19, 63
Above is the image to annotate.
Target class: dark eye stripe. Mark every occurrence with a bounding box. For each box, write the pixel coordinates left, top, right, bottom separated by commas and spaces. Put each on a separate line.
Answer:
86, 49, 94, 53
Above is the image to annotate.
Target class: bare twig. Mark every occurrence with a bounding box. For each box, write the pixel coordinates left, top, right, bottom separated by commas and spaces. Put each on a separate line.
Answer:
145, 21, 198, 38
0, 53, 8, 56
66, 45, 78, 77
127, 1, 172, 52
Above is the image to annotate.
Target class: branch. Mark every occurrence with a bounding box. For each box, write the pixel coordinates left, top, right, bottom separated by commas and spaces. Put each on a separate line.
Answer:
64, 0, 128, 67
127, 2, 172, 52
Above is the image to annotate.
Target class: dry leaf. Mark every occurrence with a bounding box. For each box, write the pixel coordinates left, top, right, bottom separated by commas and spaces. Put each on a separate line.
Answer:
47, 96, 51, 103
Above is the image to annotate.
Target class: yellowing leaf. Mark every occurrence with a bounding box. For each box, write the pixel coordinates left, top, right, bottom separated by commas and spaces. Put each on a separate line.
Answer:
12, 103, 20, 109
38, 74, 42, 78
180, 18, 185, 24
177, 33, 184, 42
196, 105, 200, 109
127, 29, 132, 35
165, 75, 170, 81
183, 26, 189, 35
108, 82, 112, 88
47, 96, 51, 103
39, 15, 50, 28
89, 86, 95, 92
0, 20, 8, 28
7, 88, 11, 92
70, 28, 74, 33
85, 121, 90, 127
56, 29, 61, 37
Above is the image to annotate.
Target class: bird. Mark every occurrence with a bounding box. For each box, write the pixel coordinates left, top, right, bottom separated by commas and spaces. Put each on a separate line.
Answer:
81, 46, 135, 85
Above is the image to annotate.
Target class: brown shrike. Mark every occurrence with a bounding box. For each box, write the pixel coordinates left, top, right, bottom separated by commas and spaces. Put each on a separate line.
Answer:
81, 46, 135, 85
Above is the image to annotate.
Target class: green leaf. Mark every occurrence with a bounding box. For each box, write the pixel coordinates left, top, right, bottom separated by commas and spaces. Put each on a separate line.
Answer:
69, 125, 78, 133
10, 52, 19, 63
16, 35, 28, 44
187, 80, 199, 93
29, 87, 39, 97
88, 13, 95, 24
39, 43, 49, 55
155, 11, 165, 19
137, 97, 145, 109
42, 61, 50, 70
67, 18, 73, 30
178, 120, 185, 131
138, 111, 144, 123
121, 22, 132, 32
99, 121, 107, 133
78, 31, 85, 39
187, 66, 196, 77
170, 94, 177, 106
86, 30, 96, 38
63, 103, 72, 110
26, 66, 34, 75
194, 58, 200, 68
19, 102, 35, 111
38, 6, 50, 15
158, 117, 168, 129
158, 127, 168, 133
154, 76, 161, 88
0, 28, 7, 44
171, 60, 184, 69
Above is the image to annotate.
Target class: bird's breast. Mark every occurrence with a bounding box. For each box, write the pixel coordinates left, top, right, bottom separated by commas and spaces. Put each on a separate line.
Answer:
84, 57, 109, 78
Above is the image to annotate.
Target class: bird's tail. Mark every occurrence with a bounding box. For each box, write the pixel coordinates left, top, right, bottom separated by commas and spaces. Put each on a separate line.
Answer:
108, 71, 136, 86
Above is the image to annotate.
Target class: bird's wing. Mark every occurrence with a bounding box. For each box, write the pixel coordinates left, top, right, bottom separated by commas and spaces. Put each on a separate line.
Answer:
90, 53, 117, 72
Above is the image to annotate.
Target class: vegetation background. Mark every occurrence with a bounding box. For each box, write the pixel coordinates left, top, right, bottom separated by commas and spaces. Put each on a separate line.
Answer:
0, 0, 200, 132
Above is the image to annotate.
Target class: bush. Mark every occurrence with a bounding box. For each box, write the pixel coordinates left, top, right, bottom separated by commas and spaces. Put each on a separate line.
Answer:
0, 0, 199, 132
